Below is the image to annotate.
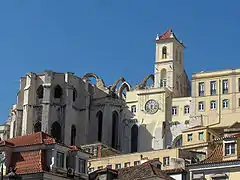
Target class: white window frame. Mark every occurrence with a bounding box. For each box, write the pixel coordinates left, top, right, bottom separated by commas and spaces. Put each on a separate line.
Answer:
210, 100, 216, 110
223, 99, 229, 109
172, 106, 177, 115
225, 142, 235, 155
131, 105, 137, 113
184, 105, 190, 114
198, 102, 204, 111
199, 82, 205, 96
163, 157, 169, 166
199, 132, 204, 140
223, 79, 228, 94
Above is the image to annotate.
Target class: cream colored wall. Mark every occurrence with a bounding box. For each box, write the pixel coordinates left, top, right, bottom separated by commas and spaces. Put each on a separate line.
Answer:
125, 88, 172, 151
191, 68, 240, 127
203, 171, 240, 180
182, 127, 219, 148
89, 148, 179, 171
172, 97, 191, 124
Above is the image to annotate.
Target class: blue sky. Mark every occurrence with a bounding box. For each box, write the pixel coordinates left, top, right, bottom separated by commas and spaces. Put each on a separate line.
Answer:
0, 0, 240, 121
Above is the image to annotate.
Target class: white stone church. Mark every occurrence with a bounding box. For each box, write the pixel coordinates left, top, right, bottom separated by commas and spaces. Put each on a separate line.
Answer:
0, 29, 200, 154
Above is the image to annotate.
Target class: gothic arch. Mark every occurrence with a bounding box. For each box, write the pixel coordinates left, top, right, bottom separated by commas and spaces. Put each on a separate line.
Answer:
162, 46, 167, 59
118, 81, 131, 99
37, 85, 44, 99
34, 121, 41, 132
139, 74, 154, 89
51, 121, 61, 142
73, 88, 77, 102
172, 134, 182, 148
83, 73, 100, 80
54, 85, 62, 98
131, 124, 138, 153
71, 124, 76, 145
160, 69, 167, 87
112, 111, 119, 149
111, 77, 126, 91
96, 111, 103, 142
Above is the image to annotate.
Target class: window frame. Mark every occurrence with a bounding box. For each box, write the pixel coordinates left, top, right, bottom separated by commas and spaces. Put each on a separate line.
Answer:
131, 105, 137, 113
134, 161, 140, 166
124, 162, 130, 167
225, 142, 236, 155
184, 105, 190, 114
115, 163, 121, 169
222, 79, 228, 94
210, 100, 217, 110
172, 106, 178, 115
210, 81, 217, 95
187, 134, 193, 142
56, 151, 64, 168
222, 99, 229, 109
198, 132, 204, 140
198, 82, 205, 96
163, 156, 170, 167
198, 101, 204, 111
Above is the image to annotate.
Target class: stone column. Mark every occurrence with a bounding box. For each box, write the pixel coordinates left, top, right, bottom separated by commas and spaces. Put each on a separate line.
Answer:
41, 84, 51, 134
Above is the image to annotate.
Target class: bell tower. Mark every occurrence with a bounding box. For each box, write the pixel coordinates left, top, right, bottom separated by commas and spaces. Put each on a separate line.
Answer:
154, 28, 187, 97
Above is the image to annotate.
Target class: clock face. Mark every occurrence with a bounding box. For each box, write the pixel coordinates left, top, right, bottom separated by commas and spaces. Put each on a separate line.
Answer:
145, 99, 159, 114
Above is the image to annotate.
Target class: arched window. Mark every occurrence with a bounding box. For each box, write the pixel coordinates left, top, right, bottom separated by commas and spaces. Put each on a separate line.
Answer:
160, 69, 167, 87
112, 111, 119, 149
71, 125, 76, 145
51, 121, 61, 142
37, 85, 44, 99
73, 88, 77, 102
97, 111, 103, 142
34, 122, 41, 132
131, 124, 138, 153
162, 46, 167, 59
54, 85, 62, 98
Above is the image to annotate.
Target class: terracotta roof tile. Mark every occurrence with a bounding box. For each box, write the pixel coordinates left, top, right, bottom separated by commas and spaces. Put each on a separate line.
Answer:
200, 144, 223, 164
163, 168, 186, 174
0, 132, 56, 147
118, 164, 174, 180
158, 28, 173, 40
10, 150, 46, 174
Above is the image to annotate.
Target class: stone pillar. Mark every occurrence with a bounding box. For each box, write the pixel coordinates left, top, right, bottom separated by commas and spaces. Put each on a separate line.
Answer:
41, 84, 51, 134
102, 104, 112, 146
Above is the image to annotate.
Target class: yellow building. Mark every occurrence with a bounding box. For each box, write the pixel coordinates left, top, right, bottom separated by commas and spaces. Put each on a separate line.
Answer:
88, 147, 194, 173
191, 69, 240, 127
187, 127, 240, 180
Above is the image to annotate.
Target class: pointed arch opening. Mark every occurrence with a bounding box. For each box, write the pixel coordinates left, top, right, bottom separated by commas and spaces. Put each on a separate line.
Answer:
119, 82, 131, 100
54, 85, 62, 99
131, 124, 138, 153
160, 69, 167, 87
139, 74, 154, 89
51, 121, 61, 142
34, 121, 41, 132
112, 111, 119, 149
71, 125, 76, 145
73, 88, 77, 102
162, 46, 167, 59
97, 111, 103, 142
37, 85, 44, 99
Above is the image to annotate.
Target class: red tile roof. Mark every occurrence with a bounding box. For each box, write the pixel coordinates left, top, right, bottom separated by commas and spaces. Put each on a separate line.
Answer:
0, 132, 56, 147
199, 144, 223, 164
10, 150, 46, 175
158, 28, 173, 40
163, 168, 186, 174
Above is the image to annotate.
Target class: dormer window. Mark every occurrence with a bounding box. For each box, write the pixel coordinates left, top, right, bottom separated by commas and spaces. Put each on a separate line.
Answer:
56, 151, 64, 168
225, 142, 235, 155
162, 46, 167, 59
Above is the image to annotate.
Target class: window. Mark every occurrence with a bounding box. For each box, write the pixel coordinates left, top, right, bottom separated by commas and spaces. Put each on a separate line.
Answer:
210, 100, 216, 110
163, 157, 169, 166
131, 105, 137, 113
112, 111, 119, 150
162, 46, 167, 59
54, 85, 62, 98
34, 122, 41, 132
51, 121, 61, 142
71, 125, 76, 145
98, 166, 103, 170
56, 152, 64, 168
89, 168, 94, 173
134, 161, 140, 166
198, 101, 204, 111
79, 159, 86, 173
223, 99, 229, 109
238, 98, 240, 107
210, 81, 216, 95
73, 88, 77, 102
199, 132, 204, 140
172, 106, 177, 115
225, 143, 235, 155
131, 125, 138, 153
37, 85, 44, 99
222, 80, 228, 94
187, 134, 193, 142
124, 162, 130, 167
184, 105, 190, 114
106, 164, 112, 169
115, 163, 121, 169
97, 111, 103, 142
198, 82, 204, 96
